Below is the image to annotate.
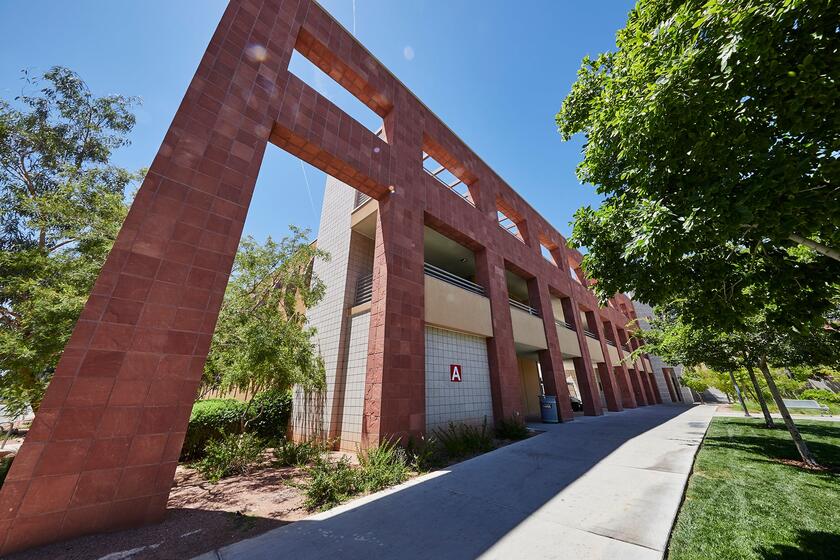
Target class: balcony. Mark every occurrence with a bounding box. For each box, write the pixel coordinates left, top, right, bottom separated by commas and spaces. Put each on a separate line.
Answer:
424, 263, 484, 295
424, 263, 492, 337
510, 302, 547, 351
555, 319, 582, 358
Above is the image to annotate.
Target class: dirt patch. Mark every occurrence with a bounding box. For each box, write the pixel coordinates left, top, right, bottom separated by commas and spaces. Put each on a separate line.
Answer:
7, 464, 311, 560
776, 458, 837, 472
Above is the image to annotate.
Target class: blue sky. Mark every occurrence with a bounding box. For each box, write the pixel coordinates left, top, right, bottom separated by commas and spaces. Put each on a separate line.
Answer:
1, 0, 635, 243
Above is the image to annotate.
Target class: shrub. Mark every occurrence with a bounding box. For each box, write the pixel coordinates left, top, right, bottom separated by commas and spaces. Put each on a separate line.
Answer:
405, 435, 443, 472
495, 416, 529, 441
800, 389, 840, 405
357, 440, 409, 492
182, 399, 247, 460
0, 455, 13, 487
197, 432, 266, 483
274, 439, 326, 467
304, 456, 359, 511
434, 418, 494, 459
247, 390, 292, 441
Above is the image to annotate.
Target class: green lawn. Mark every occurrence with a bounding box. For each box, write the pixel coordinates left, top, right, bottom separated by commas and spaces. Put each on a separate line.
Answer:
668, 418, 840, 560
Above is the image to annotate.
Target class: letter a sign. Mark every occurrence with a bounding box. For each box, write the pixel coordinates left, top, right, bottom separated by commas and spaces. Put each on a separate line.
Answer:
450, 364, 462, 382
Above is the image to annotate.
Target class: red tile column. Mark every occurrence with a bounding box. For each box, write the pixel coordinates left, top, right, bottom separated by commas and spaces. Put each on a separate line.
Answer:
560, 298, 603, 416
0, 2, 309, 554
528, 279, 575, 421
475, 249, 525, 423
608, 323, 637, 409
587, 313, 621, 412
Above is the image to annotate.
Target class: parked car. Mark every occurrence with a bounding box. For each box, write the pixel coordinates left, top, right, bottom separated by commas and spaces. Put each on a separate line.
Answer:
570, 396, 584, 412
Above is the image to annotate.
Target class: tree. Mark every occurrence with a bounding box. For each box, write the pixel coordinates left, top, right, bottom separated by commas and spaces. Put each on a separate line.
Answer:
0, 67, 138, 413
203, 228, 328, 428
557, 0, 840, 330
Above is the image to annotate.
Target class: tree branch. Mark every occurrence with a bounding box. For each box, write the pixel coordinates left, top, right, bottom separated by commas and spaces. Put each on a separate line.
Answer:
788, 233, 840, 263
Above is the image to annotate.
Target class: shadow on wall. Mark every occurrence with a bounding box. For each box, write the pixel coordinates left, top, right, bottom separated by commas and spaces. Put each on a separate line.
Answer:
199, 406, 697, 559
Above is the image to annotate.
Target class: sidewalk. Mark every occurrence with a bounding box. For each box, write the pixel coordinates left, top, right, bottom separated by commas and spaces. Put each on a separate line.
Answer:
196, 404, 715, 560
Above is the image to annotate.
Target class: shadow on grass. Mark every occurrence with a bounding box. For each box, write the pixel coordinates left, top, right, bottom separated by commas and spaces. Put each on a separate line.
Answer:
758, 529, 840, 560
704, 421, 840, 470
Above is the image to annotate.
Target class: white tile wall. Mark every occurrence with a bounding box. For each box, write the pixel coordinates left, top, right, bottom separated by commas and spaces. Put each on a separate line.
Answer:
293, 177, 358, 440
339, 311, 371, 446
425, 326, 493, 432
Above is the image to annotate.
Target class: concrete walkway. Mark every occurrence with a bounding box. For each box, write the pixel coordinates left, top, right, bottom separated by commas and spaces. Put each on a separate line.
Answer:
195, 405, 715, 560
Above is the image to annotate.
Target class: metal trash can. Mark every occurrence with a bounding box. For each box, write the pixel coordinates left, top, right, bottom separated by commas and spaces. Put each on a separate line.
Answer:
539, 395, 559, 423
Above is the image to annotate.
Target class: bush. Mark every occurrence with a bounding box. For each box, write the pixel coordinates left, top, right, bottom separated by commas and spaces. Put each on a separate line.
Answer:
495, 417, 529, 441
800, 389, 840, 405
274, 439, 326, 467
434, 418, 494, 459
197, 432, 266, 483
247, 390, 292, 441
405, 435, 443, 472
182, 399, 247, 460
183, 391, 293, 461
304, 456, 360, 511
0, 455, 13, 487
357, 440, 409, 492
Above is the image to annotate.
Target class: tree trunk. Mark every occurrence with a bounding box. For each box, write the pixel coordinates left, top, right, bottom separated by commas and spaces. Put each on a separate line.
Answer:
758, 356, 819, 467
729, 371, 750, 417
744, 361, 774, 428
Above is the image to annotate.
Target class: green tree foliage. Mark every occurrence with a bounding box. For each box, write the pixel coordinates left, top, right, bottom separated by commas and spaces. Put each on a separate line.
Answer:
557, 0, 840, 330
204, 229, 328, 422
0, 67, 138, 413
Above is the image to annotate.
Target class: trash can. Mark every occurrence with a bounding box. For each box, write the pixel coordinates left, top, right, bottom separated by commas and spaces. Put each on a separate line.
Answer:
539, 395, 559, 423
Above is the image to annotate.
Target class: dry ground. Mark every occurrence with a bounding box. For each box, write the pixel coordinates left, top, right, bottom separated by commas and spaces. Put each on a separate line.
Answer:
7, 463, 311, 560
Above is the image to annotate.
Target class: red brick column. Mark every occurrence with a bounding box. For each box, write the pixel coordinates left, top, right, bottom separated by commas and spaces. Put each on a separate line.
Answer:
0, 1, 312, 553
475, 249, 525, 423
528, 279, 575, 421
588, 314, 621, 412
362, 98, 427, 444
560, 298, 603, 416
631, 339, 656, 404
607, 323, 637, 409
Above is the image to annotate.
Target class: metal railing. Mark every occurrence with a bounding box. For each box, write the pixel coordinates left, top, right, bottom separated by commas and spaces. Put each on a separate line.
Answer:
424, 262, 485, 296
555, 319, 575, 331
622, 344, 631, 353
353, 191, 372, 210
605, 339, 617, 347
354, 274, 373, 305
509, 299, 540, 317
583, 329, 599, 340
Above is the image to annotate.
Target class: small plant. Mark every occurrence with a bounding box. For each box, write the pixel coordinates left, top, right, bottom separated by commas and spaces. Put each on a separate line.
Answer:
357, 440, 409, 492
406, 435, 443, 472
197, 433, 266, 483
273, 438, 326, 467
434, 418, 494, 459
495, 416, 529, 441
304, 456, 360, 511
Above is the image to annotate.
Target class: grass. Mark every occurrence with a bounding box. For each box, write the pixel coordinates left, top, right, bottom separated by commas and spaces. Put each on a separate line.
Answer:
667, 418, 840, 560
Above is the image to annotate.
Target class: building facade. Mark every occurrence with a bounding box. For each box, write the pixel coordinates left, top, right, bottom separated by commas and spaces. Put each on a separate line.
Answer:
0, 1, 689, 553
293, 157, 685, 450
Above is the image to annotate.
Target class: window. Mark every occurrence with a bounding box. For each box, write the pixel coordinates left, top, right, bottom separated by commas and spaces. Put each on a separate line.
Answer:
422, 152, 474, 205
496, 208, 524, 242
540, 242, 557, 265
288, 50, 383, 134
